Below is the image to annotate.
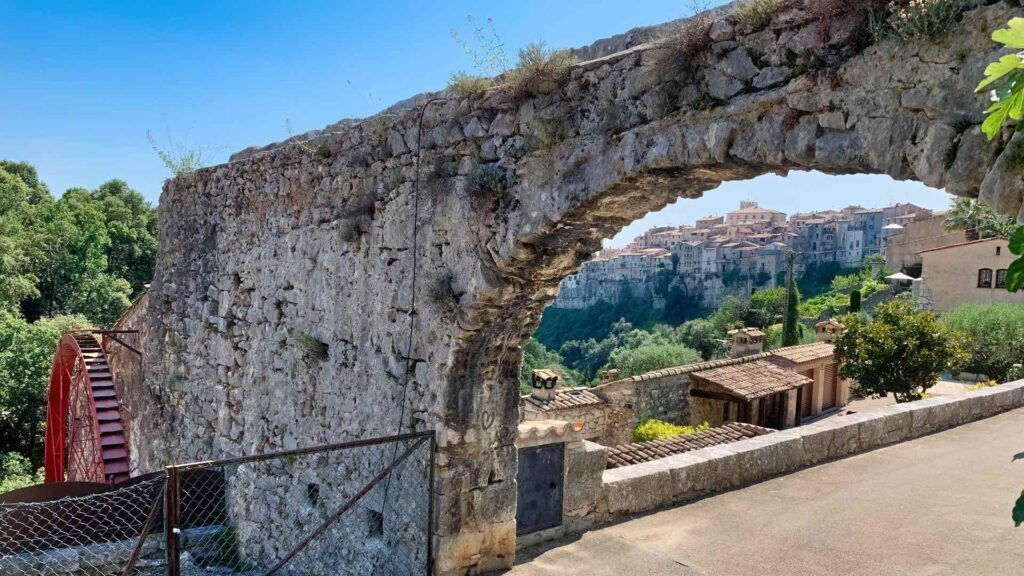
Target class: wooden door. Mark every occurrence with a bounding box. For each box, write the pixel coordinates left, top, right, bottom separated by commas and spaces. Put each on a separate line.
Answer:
822, 364, 837, 410
516, 444, 564, 535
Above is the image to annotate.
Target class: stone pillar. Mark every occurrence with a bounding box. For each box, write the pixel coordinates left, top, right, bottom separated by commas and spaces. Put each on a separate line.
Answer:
784, 388, 799, 428
515, 420, 606, 549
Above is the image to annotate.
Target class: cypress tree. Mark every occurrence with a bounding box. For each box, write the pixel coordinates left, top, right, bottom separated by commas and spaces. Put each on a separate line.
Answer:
782, 251, 801, 347
849, 289, 862, 313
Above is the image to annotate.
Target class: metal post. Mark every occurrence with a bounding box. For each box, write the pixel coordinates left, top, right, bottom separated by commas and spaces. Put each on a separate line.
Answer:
426, 432, 435, 576
164, 467, 180, 576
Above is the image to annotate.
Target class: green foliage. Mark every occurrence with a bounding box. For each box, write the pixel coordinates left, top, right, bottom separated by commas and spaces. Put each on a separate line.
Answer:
798, 261, 860, 299
944, 197, 1016, 241
447, 72, 494, 99
676, 319, 725, 360
290, 331, 329, 360
833, 299, 968, 403
467, 164, 507, 197
146, 130, 205, 176
519, 338, 580, 394
449, 16, 511, 77
0, 312, 91, 467
607, 342, 701, 379
504, 42, 577, 97
733, 0, 781, 31
939, 303, 1024, 381
633, 419, 709, 443
1007, 226, 1024, 293
782, 253, 801, 347
0, 452, 43, 494
977, 18, 1024, 140
849, 289, 862, 313
869, 0, 961, 41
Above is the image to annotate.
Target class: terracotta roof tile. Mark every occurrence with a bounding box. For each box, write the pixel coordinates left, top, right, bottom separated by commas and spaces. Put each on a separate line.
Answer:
770, 342, 835, 365
691, 360, 811, 400
523, 387, 606, 411
606, 422, 775, 469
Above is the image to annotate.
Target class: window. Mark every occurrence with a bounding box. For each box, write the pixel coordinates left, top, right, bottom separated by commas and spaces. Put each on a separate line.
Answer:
997, 246, 1002, 256
978, 268, 993, 288
996, 269, 1008, 289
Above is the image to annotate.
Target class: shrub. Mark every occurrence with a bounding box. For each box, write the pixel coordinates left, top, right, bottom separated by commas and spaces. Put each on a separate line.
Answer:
940, 303, 1024, 381
290, 331, 329, 360
733, 0, 781, 32
633, 419, 710, 443
0, 452, 42, 494
467, 164, 507, 196
607, 342, 702, 378
504, 42, 577, 97
653, 12, 713, 75
869, 0, 962, 41
447, 72, 493, 100
849, 289, 862, 312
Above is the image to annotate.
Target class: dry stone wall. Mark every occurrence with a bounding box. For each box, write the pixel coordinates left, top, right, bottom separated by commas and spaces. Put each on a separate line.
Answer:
141, 2, 1023, 573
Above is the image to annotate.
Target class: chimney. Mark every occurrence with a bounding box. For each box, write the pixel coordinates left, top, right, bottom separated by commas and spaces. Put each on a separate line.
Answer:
600, 369, 620, 383
730, 327, 765, 358
530, 369, 559, 402
815, 320, 845, 343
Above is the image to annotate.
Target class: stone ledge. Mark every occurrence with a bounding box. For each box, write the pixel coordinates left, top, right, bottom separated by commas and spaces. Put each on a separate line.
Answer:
600, 380, 1024, 521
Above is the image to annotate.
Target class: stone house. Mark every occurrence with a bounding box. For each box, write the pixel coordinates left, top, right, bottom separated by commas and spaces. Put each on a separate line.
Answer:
914, 237, 1024, 313
522, 322, 851, 445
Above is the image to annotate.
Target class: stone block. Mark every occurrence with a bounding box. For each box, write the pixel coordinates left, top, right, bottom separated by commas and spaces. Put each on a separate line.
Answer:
796, 419, 841, 465
728, 434, 804, 484
603, 462, 674, 515
909, 396, 960, 435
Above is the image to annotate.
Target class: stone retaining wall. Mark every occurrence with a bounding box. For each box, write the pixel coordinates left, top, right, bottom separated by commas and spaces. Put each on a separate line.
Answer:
554, 381, 1024, 536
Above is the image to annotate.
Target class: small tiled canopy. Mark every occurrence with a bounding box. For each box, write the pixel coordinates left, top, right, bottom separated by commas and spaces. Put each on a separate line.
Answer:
691, 359, 812, 401
523, 387, 605, 411
770, 342, 836, 365
606, 422, 775, 469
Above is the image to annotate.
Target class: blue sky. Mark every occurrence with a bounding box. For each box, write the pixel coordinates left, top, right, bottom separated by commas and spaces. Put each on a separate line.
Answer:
0, 0, 952, 242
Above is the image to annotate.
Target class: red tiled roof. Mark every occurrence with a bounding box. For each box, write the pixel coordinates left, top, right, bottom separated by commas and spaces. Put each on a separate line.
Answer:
770, 342, 835, 365
691, 360, 811, 400
606, 422, 775, 469
523, 387, 606, 411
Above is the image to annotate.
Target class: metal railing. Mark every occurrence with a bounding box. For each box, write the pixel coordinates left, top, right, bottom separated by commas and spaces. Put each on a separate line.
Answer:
1, 432, 435, 576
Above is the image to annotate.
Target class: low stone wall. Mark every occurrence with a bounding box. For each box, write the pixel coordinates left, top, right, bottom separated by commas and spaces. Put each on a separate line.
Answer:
534, 380, 1024, 547
599, 381, 1024, 518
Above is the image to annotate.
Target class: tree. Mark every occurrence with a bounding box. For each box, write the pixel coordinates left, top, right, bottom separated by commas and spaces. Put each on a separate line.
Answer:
782, 251, 801, 347
607, 343, 701, 378
833, 300, 968, 403
940, 303, 1024, 382
944, 198, 1015, 242
747, 288, 786, 328
849, 289, 861, 313
677, 319, 724, 360
0, 312, 91, 467
670, 252, 680, 273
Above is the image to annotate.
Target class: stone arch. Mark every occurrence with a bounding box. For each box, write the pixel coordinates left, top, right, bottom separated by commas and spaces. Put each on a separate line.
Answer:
142, 2, 1022, 575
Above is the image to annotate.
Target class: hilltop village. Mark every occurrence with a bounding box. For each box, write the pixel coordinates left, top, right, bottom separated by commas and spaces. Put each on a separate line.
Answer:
555, 201, 930, 309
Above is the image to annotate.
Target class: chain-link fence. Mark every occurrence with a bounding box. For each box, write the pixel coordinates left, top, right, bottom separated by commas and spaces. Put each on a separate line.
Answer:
1, 432, 435, 576
0, 476, 166, 576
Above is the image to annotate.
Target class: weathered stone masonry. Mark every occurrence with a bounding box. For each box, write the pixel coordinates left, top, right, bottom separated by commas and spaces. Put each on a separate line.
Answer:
138, 2, 1023, 574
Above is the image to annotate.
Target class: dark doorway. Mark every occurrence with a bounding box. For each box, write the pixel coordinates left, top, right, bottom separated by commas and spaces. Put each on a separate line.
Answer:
516, 444, 564, 535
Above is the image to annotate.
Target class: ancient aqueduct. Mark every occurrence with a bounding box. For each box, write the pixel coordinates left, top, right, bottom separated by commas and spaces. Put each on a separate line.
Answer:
120, 1, 1023, 573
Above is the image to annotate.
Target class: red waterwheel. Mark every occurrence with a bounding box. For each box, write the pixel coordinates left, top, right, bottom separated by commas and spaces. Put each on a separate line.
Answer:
44, 332, 131, 484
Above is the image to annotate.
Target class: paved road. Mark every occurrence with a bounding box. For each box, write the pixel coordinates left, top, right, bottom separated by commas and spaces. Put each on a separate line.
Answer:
507, 408, 1024, 576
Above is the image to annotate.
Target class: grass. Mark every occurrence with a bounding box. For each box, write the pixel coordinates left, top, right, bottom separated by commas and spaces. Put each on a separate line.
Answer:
653, 12, 713, 76
504, 42, 577, 97
147, 130, 205, 176
447, 72, 494, 100
633, 419, 710, 443
869, 0, 962, 41
290, 331, 329, 360
733, 0, 781, 32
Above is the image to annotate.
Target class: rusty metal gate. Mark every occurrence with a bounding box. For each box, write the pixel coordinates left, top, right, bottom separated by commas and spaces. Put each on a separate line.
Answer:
515, 443, 564, 535
0, 431, 435, 576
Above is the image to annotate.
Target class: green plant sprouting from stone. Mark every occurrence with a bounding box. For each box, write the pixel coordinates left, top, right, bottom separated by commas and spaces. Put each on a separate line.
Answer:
869, 0, 962, 41
286, 119, 319, 158
448, 16, 508, 99
467, 164, 507, 197
146, 130, 205, 176
505, 42, 578, 97
290, 330, 329, 361
733, 0, 781, 32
